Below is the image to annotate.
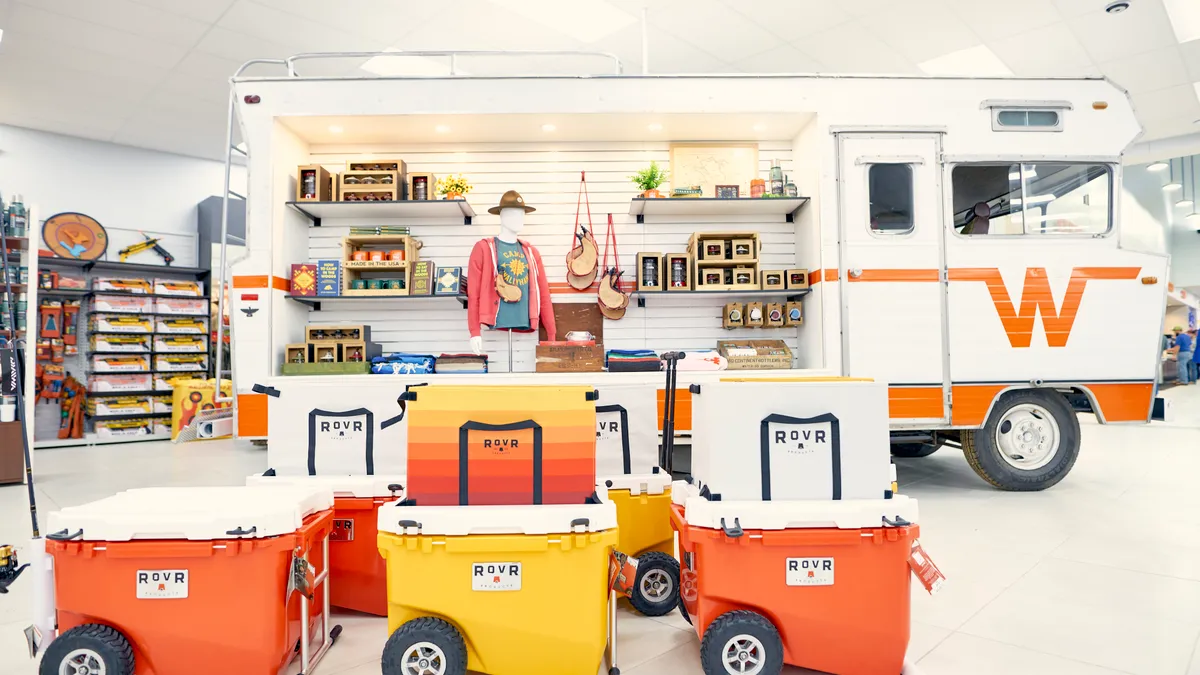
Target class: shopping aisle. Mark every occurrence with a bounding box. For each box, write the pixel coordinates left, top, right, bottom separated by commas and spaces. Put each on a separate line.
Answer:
1, 416, 1199, 675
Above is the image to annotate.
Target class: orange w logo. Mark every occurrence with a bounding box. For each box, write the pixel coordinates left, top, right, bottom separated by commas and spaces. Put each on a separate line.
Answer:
949, 267, 1140, 348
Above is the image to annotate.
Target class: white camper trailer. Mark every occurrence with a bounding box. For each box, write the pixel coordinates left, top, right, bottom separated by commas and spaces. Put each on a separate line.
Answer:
223, 52, 1166, 491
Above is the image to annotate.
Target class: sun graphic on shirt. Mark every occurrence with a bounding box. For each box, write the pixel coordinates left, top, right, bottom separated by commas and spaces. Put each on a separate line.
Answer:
507, 258, 528, 278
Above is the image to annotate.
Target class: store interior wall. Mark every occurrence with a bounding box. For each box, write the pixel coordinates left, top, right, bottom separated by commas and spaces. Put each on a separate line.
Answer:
1164, 304, 1191, 333
0, 124, 247, 268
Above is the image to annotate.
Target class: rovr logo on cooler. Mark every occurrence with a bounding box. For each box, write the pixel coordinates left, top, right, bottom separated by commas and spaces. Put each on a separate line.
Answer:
787, 559, 832, 573
138, 571, 187, 585
482, 438, 519, 449
473, 563, 520, 579
319, 420, 363, 433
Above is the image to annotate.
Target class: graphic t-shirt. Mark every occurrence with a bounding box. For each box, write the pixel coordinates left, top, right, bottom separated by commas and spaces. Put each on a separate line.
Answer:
494, 238, 530, 330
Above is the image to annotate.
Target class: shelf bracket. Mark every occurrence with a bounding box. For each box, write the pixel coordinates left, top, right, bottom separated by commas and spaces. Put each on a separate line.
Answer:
464, 215, 472, 226
636, 297, 646, 308
636, 214, 645, 225
312, 301, 321, 311
457, 296, 468, 309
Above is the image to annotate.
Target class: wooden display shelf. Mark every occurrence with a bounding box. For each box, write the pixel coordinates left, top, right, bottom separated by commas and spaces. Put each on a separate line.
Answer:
38, 257, 210, 277
631, 288, 810, 308
341, 287, 410, 297
2, 236, 29, 250
286, 199, 476, 226
629, 196, 809, 223
287, 294, 468, 310
342, 260, 409, 271
696, 259, 758, 267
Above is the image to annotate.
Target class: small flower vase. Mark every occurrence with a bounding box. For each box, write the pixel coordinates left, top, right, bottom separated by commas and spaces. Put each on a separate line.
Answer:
444, 191, 463, 200
643, 188, 661, 199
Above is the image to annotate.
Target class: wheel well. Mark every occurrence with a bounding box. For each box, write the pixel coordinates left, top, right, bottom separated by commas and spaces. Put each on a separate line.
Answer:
977, 386, 1077, 427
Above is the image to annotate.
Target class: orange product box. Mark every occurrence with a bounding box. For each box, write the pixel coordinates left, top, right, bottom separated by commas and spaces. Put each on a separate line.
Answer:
154, 278, 205, 297
404, 384, 598, 506
92, 293, 153, 314
93, 276, 152, 294
88, 373, 153, 393
89, 314, 153, 334
153, 335, 206, 353
91, 354, 150, 373
155, 316, 209, 334
155, 353, 208, 372
155, 297, 208, 316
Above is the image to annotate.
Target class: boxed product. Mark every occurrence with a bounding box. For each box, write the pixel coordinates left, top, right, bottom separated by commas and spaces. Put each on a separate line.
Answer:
88, 373, 153, 393
155, 316, 209, 335
153, 335, 206, 353
411, 261, 435, 296
94, 418, 155, 439
89, 334, 151, 353
93, 277, 152, 294
56, 275, 87, 290
156, 372, 205, 391
317, 260, 341, 296
154, 297, 208, 316
154, 420, 171, 436
155, 354, 208, 372
151, 394, 173, 414
89, 314, 153, 334
87, 396, 152, 417
716, 339, 794, 370
154, 278, 205, 297
92, 294, 153, 314
91, 354, 150, 373
291, 263, 317, 297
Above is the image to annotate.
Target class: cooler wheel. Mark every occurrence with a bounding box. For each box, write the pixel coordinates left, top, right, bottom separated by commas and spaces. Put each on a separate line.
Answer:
678, 592, 692, 625
629, 551, 680, 617
381, 617, 467, 675
699, 610, 783, 675
40, 624, 135, 675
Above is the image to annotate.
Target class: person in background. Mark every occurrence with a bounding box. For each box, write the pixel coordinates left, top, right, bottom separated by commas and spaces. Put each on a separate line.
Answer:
1190, 329, 1200, 385
1171, 326, 1193, 385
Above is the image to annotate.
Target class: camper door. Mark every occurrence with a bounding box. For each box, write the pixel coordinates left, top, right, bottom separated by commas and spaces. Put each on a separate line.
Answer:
837, 133, 949, 423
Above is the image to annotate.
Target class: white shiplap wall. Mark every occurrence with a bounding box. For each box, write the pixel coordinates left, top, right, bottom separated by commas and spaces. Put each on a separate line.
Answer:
303, 141, 801, 372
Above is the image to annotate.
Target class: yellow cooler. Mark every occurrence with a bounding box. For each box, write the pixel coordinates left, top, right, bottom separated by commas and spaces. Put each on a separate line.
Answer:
603, 470, 679, 617
377, 496, 618, 675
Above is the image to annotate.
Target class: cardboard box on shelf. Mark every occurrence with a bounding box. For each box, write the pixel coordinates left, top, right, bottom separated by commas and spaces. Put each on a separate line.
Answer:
534, 342, 604, 372
296, 165, 334, 201
87, 396, 152, 417
155, 372, 205, 391
93, 277, 152, 294
155, 354, 208, 372
154, 297, 207, 316
153, 335, 207, 353
717, 339, 794, 370
786, 268, 810, 291
92, 294, 153, 314
91, 354, 150, 373
155, 317, 208, 335
90, 314, 153, 334
88, 373, 153, 393
94, 418, 156, 439
90, 334, 151, 353
154, 278, 205, 297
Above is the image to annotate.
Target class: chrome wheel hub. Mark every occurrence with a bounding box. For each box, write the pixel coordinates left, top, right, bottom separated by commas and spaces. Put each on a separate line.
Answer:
60, 649, 106, 675
403, 642, 446, 675
721, 634, 765, 675
640, 569, 674, 603
995, 403, 1060, 471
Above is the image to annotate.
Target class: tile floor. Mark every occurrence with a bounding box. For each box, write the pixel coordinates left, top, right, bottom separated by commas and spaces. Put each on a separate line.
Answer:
1, 385, 1198, 674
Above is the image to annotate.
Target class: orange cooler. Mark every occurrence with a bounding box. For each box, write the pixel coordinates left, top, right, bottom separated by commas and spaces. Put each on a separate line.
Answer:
41, 486, 337, 675
248, 473, 405, 616
672, 487, 920, 675
403, 385, 598, 505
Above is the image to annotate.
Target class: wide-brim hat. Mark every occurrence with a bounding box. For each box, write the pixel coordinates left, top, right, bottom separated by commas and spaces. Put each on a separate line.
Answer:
488, 190, 536, 215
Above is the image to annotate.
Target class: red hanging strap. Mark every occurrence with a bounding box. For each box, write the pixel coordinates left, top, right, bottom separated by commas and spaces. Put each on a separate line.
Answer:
574, 171, 593, 237
600, 213, 621, 279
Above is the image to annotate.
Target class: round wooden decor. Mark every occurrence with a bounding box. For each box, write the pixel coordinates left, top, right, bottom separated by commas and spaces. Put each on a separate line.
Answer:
43, 212, 109, 260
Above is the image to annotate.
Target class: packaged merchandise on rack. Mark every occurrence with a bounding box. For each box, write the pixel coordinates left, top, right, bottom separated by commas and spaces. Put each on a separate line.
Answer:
93, 276, 152, 294
91, 354, 150, 373
92, 294, 152, 314
155, 316, 208, 334
89, 334, 151, 353
154, 353, 208, 372
154, 296, 207, 316
87, 395, 153, 417
370, 353, 436, 375
88, 373, 153, 393
153, 278, 205, 297
35, 486, 339, 675
153, 334, 206, 353
89, 314, 152, 334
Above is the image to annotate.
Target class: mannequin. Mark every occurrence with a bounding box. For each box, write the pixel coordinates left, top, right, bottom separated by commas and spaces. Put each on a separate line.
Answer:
467, 190, 556, 355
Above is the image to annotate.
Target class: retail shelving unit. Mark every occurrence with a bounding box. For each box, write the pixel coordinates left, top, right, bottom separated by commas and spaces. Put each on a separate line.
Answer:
628, 196, 810, 224
0, 226, 39, 483
286, 199, 476, 226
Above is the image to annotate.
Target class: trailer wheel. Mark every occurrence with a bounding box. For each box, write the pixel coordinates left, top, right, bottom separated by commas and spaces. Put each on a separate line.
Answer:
381, 617, 467, 675
963, 389, 1080, 491
700, 610, 783, 675
890, 443, 940, 458
40, 624, 134, 675
629, 551, 680, 617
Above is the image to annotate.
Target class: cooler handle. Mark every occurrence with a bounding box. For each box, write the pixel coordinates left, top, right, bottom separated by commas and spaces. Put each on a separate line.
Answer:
397, 519, 422, 533
46, 529, 82, 541
883, 516, 911, 528
388, 483, 404, 495
226, 526, 257, 537
570, 517, 590, 532
458, 419, 543, 506
720, 517, 743, 538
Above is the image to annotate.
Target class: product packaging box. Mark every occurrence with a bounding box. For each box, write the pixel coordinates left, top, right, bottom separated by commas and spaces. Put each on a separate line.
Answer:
317, 260, 341, 296
87, 396, 152, 417
171, 378, 231, 440
155, 372, 205, 391
151, 394, 173, 414
89, 314, 153, 334
88, 373, 153, 393
94, 418, 155, 439
535, 342, 604, 372
89, 334, 151, 353
434, 266, 463, 295
93, 277, 152, 294
411, 261, 435, 296
153, 335, 206, 353
716, 339, 794, 370
154, 354, 209, 372
154, 297, 207, 316
92, 294, 153, 314
91, 354, 150, 373
154, 317, 208, 335
154, 278, 205, 297
291, 263, 317, 296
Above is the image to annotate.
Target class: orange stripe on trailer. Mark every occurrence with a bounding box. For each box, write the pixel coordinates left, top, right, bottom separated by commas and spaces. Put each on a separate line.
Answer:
849, 269, 940, 282
1085, 382, 1155, 422
232, 275, 291, 291
888, 387, 943, 418
237, 393, 268, 437
950, 384, 1008, 427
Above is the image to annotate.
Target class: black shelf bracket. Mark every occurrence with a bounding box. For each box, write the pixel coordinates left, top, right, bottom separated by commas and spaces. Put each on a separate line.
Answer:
464, 215, 472, 226
636, 214, 645, 225
637, 297, 646, 308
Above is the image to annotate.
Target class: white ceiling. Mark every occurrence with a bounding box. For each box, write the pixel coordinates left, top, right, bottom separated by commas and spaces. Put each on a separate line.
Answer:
1, 0, 1199, 161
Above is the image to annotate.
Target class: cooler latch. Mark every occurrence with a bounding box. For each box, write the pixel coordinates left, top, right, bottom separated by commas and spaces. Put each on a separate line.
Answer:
397, 519, 423, 534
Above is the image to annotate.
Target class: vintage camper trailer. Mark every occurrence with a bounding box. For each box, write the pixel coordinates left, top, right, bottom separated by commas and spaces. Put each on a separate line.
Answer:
223, 52, 1166, 491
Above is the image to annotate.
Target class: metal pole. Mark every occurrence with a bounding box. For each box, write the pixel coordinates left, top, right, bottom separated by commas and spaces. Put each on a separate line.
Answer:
213, 87, 237, 405
507, 330, 514, 373
0, 221, 37, 537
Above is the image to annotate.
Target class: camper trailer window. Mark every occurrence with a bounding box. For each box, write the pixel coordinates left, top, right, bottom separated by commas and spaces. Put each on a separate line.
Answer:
994, 109, 1061, 131
952, 163, 1111, 237
868, 163, 914, 234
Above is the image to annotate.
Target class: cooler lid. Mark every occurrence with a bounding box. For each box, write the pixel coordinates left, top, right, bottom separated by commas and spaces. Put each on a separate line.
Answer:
246, 473, 407, 498
682, 495, 919, 531
47, 486, 334, 542
378, 500, 617, 537
672, 479, 700, 505
602, 471, 672, 496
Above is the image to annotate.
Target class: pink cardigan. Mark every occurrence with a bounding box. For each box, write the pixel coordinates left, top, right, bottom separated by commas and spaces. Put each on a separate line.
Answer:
466, 238, 556, 340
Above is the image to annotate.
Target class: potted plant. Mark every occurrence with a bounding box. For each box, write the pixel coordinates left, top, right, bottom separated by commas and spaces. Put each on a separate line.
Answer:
630, 161, 667, 198
436, 174, 472, 200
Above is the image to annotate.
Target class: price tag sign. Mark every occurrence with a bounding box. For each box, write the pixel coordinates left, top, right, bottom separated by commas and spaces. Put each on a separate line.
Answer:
908, 539, 946, 595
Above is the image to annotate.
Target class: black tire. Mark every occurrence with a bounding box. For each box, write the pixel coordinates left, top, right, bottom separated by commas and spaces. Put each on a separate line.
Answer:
40, 624, 134, 675
962, 389, 1080, 491
381, 617, 467, 675
890, 443, 940, 458
700, 610, 783, 675
628, 551, 680, 617
678, 591, 692, 625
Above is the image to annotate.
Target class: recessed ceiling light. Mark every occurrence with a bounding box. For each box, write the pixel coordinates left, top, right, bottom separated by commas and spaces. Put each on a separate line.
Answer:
1164, 181, 1183, 191
435, 125, 450, 134
753, 124, 767, 132
1147, 161, 1170, 172
918, 45, 1013, 77
1164, 0, 1200, 43
328, 125, 344, 134
1178, 199, 1194, 208
1105, 1, 1130, 14
541, 124, 556, 132
647, 123, 663, 132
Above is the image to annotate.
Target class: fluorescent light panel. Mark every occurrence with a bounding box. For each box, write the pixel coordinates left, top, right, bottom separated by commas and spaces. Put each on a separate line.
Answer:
1147, 161, 1170, 172
1164, 0, 1200, 44
487, 0, 636, 44
918, 45, 1013, 77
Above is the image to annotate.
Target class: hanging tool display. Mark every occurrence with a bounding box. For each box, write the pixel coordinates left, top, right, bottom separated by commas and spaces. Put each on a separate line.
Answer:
58, 376, 85, 440
118, 233, 175, 265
